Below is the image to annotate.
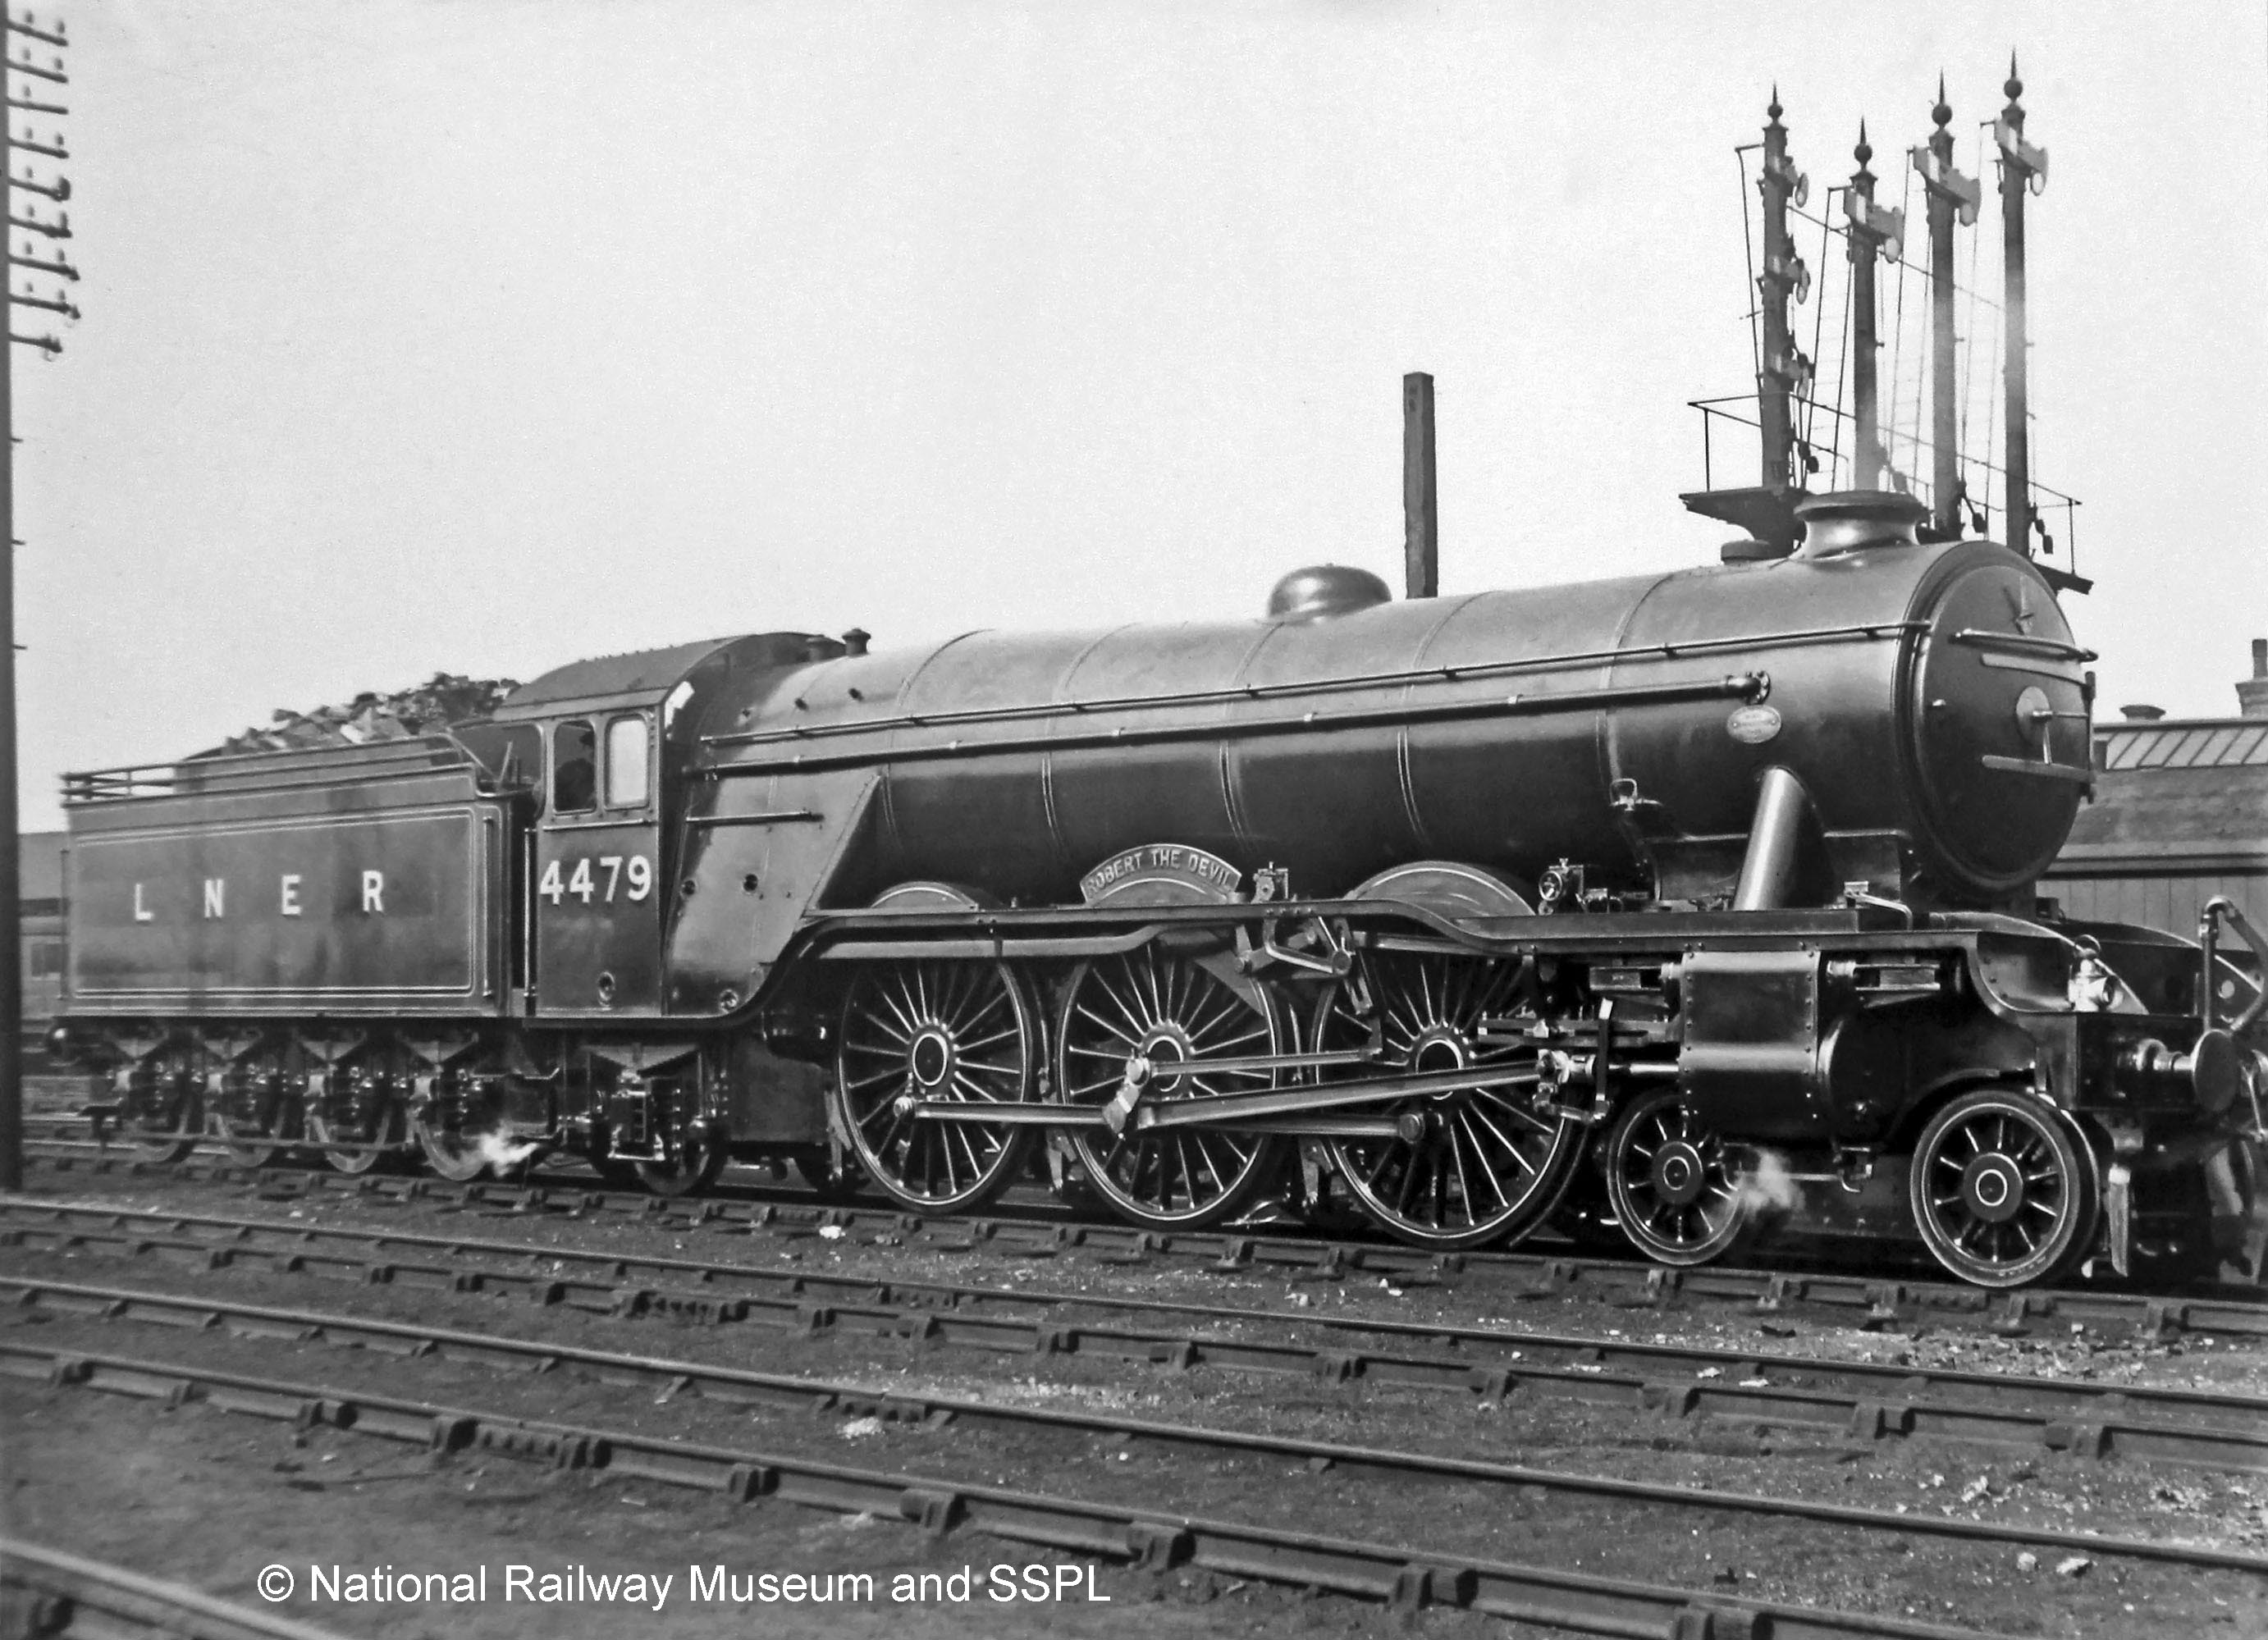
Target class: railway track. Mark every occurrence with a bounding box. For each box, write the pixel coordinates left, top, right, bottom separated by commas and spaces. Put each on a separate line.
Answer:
25, 1140, 2268, 1342
6, 1309, 2224, 1640
0, 1537, 348, 1640
7, 1193, 2266, 1476
4, 1270, 2265, 1580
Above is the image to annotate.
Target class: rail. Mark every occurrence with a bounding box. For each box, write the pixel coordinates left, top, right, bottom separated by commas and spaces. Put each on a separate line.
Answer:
0, 1536, 350, 1640
21, 1146, 2268, 1339
11, 1195, 2266, 1479
1687, 394, 2086, 586
7, 1335, 2003, 1639
61, 734, 492, 806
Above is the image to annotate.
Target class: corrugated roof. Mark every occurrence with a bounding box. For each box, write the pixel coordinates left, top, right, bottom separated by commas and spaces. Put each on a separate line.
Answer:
2096, 715, 2268, 771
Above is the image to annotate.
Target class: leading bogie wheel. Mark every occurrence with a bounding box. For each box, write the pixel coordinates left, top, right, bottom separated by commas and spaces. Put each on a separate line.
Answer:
1314, 951, 1584, 1251
834, 957, 1040, 1214
1056, 947, 1292, 1231
1909, 1087, 2097, 1288
1604, 1088, 1758, 1267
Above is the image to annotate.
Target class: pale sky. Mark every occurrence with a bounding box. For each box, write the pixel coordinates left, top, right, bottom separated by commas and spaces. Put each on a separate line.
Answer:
16, 0, 2267, 829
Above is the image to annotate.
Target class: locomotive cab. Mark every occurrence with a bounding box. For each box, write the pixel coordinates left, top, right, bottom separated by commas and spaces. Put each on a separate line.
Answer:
488, 633, 818, 1022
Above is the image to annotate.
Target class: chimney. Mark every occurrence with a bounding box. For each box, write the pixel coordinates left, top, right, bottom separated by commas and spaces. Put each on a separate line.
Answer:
2119, 704, 2166, 723
1402, 372, 1438, 598
2238, 639, 2268, 717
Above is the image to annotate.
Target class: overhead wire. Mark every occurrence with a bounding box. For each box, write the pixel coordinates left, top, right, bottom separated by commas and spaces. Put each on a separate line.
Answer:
1978, 123, 2001, 533
1959, 121, 1982, 528
1803, 184, 1835, 468
1885, 154, 1914, 487
1901, 158, 1927, 492
1737, 147, 1761, 386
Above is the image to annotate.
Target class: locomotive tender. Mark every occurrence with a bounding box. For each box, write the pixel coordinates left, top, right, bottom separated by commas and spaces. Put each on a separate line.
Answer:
54, 488, 2266, 1287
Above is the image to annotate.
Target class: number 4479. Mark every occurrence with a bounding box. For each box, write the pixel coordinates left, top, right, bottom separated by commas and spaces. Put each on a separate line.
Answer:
539, 854, 653, 905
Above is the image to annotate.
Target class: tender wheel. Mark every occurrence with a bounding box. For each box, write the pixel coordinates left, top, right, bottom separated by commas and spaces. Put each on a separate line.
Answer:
415, 1128, 489, 1183
1909, 1088, 2097, 1288
1056, 947, 1292, 1231
413, 1078, 502, 1184
1314, 951, 1584, 1251
834, 958, 1039, 1213
1604, 1089, 1757, 1267
308, 1058, 409, 1176
124, 1047, 202, 1164
208, 1048, 297, 1169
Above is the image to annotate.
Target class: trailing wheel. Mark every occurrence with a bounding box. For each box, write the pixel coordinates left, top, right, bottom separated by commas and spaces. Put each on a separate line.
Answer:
834, 958, 1040, 1213
1056, 947, 1291, 1231
634, 1123, 730, 1199
1313, 951, 1583, 1251
1909, 1087, 2097, 1288
1603, 1088, 1757, 1267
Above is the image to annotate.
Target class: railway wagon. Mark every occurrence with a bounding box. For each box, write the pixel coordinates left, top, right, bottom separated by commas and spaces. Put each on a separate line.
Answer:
52, 488, 2267, 1286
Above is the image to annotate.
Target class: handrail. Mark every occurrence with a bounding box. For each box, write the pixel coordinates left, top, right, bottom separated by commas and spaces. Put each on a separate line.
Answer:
702, 620, 1919, 752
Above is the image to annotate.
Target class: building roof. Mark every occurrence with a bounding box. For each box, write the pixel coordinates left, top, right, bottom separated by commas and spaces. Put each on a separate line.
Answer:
2096, 717, 2268, 772
2060, 762, 2268, 862
2058, 712, 2268, 870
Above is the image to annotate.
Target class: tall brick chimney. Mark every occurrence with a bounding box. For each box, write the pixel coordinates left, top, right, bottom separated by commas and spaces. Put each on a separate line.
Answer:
2239, 639, 2268, 718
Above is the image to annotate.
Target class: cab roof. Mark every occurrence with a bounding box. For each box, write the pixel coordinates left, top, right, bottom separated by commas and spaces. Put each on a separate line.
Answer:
492, 633, 825, 721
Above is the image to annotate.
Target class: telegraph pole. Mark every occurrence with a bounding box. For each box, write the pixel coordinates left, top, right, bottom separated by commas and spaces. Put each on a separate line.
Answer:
0, 6, 75, 1195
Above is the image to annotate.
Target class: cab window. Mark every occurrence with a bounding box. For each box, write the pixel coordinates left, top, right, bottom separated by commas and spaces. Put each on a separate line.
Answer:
605, 715, 650, 808
552, 721, 596, 814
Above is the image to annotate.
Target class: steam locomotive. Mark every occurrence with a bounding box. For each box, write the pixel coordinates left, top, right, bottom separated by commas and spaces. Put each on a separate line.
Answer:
53, 487, 2267, 1288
